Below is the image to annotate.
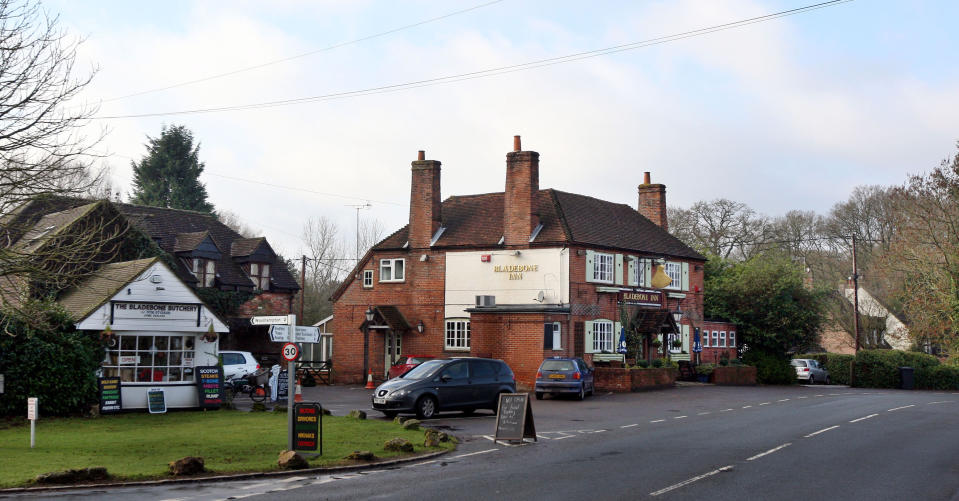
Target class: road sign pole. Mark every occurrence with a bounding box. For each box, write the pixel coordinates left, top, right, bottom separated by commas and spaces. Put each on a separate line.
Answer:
287, 314, 296, 451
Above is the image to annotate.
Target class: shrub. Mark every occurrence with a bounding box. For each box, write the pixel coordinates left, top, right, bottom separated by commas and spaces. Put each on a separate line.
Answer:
636, 360, 650, 368
915, 365, 959, 390
743, 351, 793, 385
695, 363, 716, 376
651, 359, 664, 368
0, 303, 101, 417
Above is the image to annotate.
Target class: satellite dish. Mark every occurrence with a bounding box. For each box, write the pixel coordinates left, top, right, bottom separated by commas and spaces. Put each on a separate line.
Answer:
536, 291, 545, 302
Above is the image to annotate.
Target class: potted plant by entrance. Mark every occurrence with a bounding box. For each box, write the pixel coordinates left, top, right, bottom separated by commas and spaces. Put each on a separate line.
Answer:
695, 363, 716, 383
671, 339, 683, 350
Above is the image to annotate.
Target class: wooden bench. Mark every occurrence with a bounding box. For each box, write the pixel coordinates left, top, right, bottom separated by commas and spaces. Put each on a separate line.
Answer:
297, 360, 334, 385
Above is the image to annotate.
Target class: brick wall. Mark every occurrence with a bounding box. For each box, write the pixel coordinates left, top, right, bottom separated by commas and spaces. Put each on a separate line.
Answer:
237, 292, 294, 317
594, 367, 677, 392
711, 366, 757, 385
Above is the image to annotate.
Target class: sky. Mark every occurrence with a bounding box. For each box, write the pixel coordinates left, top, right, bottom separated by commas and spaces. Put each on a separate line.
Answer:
45, 0, 959, 259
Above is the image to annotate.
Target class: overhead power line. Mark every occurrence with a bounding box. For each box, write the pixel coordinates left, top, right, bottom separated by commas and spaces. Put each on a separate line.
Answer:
94, 0, 852, 120
99, 0, 504, 103
205, 171, 404, 206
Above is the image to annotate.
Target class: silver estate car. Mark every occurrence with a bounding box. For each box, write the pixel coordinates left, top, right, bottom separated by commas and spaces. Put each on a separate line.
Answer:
791, 358, 830, 384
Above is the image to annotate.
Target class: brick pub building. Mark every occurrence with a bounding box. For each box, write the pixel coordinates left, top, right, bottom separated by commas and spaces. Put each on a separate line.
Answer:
332, 136, 719, 387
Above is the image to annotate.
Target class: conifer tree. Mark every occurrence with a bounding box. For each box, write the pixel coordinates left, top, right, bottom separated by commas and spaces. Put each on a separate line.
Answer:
130, 125, 215, 213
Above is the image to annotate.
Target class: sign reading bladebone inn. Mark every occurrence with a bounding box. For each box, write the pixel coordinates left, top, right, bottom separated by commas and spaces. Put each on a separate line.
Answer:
110, 301, 202, 325
493, 264, 539, 281
618, 290, 663, 307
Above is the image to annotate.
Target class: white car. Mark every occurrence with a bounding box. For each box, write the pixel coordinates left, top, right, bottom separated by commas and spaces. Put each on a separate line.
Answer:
791, 358, 830, 384
220, 351, 260, 380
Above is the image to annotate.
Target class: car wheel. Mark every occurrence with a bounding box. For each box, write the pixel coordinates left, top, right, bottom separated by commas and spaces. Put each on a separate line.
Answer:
382, 411, 398, 419
587, 383, 594, 397
824, 375, 830, 385
415, 395, 437, 420
535, 392, 543, 400
576, 384, 585, 401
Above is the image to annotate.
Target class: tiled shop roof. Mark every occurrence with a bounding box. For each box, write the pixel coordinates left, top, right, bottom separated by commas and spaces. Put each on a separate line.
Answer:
374, 189, 704, 260
58, 257, 157, 321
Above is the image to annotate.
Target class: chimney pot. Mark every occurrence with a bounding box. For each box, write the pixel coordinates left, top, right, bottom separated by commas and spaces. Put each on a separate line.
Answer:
417, 150, 425, 161
513, 135, 521, 152
643, 172, 651, 184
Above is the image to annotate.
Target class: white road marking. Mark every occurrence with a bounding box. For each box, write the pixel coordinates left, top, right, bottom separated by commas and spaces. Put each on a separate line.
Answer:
742, 405, 752, 409
537, 435, 552, 439
280, 476, 308, 483
593, 429, 608, 433
406, 460, 438, 468
650, 466, 734, 496
746, 443, 792, 461
805, 425, 840, 438
722, 408, 734, 412
849, 414, 878, 423
554, 435, 574, 440
777, 399, 790, 402
674, 415, 688, 419
698, 412, 711, 415
887, 404, 915, 412
815, 394, 825, 397
797, 396, 808, 399
759, 402, 771, 406
651, 419, 666, 423
452, 449, 498, 458
242, 482, 272, 490
829, 393, 842, 396
621, 423, 639, 428
928, 401, 952, 405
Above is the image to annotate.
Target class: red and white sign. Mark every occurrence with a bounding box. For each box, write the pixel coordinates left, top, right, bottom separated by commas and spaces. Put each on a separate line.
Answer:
27, 397, 37, 420
282, 343, 300, 362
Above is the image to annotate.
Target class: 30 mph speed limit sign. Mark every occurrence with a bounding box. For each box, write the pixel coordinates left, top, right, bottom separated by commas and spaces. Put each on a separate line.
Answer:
281, 343, 300, 362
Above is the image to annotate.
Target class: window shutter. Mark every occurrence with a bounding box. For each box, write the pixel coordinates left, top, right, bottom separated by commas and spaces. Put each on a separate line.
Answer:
553, 323, 562, 350
544, 323, 553, 350
584, 321, 594, 353
615, 254, 624, 285
682, 325, 690, 352
643, 259, 652, 287
585, 251, 594, 282
614, 321, 622, 352
627, 256, 637, 286
681, 262, 689, 291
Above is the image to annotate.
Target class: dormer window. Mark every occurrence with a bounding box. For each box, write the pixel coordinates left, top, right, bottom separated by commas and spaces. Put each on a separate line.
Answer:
250, 262, 270, 290
192, 258, 216, 287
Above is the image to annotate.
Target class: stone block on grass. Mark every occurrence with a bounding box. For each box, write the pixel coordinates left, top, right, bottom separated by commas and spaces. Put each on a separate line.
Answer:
393, 416, 406, 425
35, 467, 109, 484
345, 450, 376, 461
348, 409, 367, 419
424, 429, 440, 447
278, 450, 309, 470
169, 457, 205, 476
402, 419, 421, 430
384, 437, 414, 453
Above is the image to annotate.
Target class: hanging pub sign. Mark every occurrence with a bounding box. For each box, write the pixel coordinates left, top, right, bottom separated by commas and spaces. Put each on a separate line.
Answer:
98, 377, 122, 414
195, 366, 223, 409
618, 290, 663, 307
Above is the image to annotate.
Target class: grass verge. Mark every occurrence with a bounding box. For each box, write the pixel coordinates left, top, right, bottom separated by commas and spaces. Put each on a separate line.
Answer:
0, 410, 452, 488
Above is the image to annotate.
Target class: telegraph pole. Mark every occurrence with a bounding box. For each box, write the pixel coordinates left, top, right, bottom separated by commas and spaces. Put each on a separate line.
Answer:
299, 255, 307, 321
850, 234, 861, 387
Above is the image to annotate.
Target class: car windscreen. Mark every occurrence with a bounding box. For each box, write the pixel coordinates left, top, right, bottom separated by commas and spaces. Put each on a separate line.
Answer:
541, 360, 576, 371
401, 359, 446, 379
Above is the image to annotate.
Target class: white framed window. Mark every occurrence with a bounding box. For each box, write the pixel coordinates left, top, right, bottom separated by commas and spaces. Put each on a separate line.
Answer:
711, 330, 719, 347
192, 258, 216, 287
729, 331, 736, 348
668, 332, 682, 353
102, 334, 197, 383
664, 262, 681, 290
720, 331, 727, 348
379, 258, 405, 282
593, 320, 614, 352
702, 329, 709, 348
445, 319, 470, 350
250, 262, 270, 290
362, 270, 373, 288
633, 258, 649, 287
593, 253, 614, 283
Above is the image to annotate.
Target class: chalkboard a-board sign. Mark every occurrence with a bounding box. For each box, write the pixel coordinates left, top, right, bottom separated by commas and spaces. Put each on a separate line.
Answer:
195, 366, 223, 409
276, 369, 289, 401
294, 403, 322, 453
98, 377, 122, 414
147, 388, 166, 414
493, 393, 536, 443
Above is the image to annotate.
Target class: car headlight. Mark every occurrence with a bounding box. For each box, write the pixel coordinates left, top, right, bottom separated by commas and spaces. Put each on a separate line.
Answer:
390, 389, 410, 397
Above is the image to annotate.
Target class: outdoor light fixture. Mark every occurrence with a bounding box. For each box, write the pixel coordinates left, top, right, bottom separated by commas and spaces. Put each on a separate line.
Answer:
416, 320, 425, 333
672, 305, 683, 325
365, 307, 374, 322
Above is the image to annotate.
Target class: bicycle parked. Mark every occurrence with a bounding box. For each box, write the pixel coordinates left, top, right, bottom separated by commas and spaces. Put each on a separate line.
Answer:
225, 368, 271, 402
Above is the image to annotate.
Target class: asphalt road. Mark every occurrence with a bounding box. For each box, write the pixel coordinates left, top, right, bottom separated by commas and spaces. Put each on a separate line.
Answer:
5, 384, 958, 500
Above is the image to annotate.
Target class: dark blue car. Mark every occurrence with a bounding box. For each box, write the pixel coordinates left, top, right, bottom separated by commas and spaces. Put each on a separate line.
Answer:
535, 357, 594, 400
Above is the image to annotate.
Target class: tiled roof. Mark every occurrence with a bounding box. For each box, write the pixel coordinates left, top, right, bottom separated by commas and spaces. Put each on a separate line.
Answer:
174, 231, 214, 253
372, 305, 411, 332
231, 237, 265, 257
13, 202, 101, 252
58, 257, 157, 321
374, 189, 703, 260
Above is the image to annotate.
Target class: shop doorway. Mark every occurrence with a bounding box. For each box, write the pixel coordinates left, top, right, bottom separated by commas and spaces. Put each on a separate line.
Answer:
385, 332, 402, 377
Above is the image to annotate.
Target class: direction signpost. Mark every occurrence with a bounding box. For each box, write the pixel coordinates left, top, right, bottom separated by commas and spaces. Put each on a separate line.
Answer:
252, 314, 298, 450
269, 325, 320, 344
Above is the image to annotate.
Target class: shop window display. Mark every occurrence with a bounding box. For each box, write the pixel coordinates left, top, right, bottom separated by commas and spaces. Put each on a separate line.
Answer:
102, 334, 197, 382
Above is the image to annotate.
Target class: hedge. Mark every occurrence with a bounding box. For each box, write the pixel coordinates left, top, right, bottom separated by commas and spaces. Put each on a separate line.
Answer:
796, 350, 954, 390
0, 305, 101, 417
743, 351, 793, 385
914, 365, 959, 390
794, 353, 854, 385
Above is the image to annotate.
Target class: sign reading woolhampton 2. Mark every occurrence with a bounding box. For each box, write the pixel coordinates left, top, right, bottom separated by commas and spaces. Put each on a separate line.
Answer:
618, 290, 663, 307
111, 301, 201, 324
98, 377, 122, 414
195, 366, 222, 409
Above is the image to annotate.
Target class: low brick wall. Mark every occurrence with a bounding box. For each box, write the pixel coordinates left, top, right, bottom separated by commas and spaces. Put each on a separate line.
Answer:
711, 366, 757, 385
595, 367, 676, 392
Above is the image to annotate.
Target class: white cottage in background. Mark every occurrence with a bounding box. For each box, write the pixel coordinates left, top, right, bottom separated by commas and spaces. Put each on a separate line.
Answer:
59, 257, 229, 410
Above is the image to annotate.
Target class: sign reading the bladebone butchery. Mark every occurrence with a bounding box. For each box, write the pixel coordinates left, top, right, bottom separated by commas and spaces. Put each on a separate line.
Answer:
112, 301, 199, 321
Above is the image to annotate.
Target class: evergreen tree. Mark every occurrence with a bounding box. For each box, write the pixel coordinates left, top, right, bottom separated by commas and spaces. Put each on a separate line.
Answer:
130, 125, 215, 213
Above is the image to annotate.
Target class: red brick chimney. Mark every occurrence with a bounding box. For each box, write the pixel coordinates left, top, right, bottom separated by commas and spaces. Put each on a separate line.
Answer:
504, 136, 539, 246
409, 150, 442, 249
637, 171, 667, 231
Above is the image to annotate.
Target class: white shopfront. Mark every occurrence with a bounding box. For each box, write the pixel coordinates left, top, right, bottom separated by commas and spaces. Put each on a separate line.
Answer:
73, 260, 229, 410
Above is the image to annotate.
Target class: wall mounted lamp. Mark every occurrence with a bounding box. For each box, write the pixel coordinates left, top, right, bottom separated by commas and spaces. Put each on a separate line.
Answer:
416, 320, 425, 333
